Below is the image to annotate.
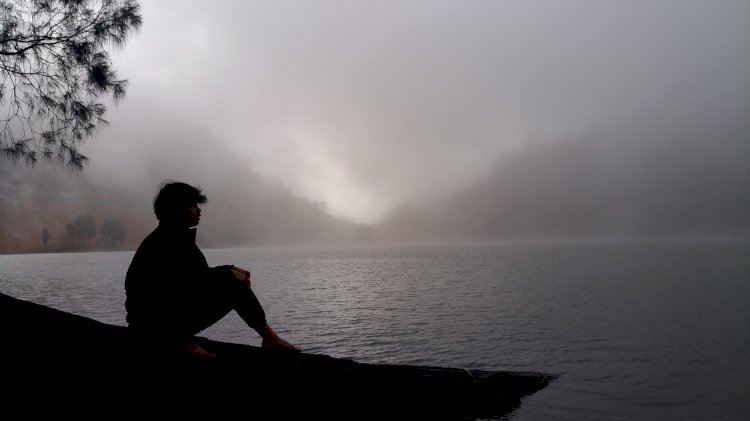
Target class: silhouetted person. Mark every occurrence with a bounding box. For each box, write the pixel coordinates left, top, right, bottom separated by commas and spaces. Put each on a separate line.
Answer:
125, 181, 299, 357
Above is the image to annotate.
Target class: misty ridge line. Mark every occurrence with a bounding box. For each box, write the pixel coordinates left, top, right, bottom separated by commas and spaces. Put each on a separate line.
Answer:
377, 128, 750, 242
1, 125, 748, 253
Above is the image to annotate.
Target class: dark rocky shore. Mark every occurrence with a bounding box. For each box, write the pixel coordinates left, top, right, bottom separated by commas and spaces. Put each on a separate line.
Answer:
1, 291, 555, 420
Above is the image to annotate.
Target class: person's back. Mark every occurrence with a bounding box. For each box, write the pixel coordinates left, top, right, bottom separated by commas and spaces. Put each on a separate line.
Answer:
125, 223, 211, 335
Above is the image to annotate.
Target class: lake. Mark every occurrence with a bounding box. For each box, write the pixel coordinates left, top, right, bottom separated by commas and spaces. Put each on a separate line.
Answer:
1, 238, 748, 420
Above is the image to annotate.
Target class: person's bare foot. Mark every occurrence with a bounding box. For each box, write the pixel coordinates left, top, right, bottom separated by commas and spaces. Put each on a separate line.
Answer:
262, 336, 301, 353
185, 341, 217, 359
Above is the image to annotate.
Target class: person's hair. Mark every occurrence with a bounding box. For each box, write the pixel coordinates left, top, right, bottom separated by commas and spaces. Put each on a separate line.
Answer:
153, 180, 207, 222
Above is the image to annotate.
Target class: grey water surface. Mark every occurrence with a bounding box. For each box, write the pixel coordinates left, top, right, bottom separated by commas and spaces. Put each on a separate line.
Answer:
1, 238, 748, 420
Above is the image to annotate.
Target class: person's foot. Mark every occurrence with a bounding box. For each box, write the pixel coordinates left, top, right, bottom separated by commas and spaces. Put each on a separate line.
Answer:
184, 341, 217, 359
262, 336, 301, 353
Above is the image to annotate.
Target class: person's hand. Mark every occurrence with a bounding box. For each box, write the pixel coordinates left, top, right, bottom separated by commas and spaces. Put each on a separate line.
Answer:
230, 266, 251, 289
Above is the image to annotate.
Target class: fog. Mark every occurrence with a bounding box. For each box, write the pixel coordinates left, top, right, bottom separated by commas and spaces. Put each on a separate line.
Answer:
2, 0, 749, 250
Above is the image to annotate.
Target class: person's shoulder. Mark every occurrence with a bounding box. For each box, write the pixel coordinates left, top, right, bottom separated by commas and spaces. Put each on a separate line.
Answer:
134, 226, 163, 251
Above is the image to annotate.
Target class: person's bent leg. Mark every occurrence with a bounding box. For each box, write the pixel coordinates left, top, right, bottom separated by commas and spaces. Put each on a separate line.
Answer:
232, 287, 267, 332
234, 288, 299, 351
183, 287, 234, 335
178, 287, 235, 358
194, 274, 300, 352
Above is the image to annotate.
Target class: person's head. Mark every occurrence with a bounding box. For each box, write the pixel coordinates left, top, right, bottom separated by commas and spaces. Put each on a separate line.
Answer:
153, 181, 207, 227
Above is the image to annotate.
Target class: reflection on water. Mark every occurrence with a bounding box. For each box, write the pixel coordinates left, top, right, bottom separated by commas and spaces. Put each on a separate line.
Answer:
1, 238, 749, 420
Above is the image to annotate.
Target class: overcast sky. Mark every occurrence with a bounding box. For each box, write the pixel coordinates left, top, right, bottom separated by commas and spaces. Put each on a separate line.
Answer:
85, 0, 750, 224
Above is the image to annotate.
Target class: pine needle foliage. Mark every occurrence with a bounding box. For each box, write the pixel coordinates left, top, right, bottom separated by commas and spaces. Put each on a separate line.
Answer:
0, 0, 141, 170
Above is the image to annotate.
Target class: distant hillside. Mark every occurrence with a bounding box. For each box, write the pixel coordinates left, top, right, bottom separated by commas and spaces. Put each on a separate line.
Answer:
0, 163, 148, 252
375, 131, 750, 242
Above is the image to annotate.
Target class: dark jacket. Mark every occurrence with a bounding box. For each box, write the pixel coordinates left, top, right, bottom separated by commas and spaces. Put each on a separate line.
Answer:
125, 223, 234, 345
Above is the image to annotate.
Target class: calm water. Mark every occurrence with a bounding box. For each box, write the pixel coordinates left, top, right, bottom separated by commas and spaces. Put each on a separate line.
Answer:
1, 239, 749, 420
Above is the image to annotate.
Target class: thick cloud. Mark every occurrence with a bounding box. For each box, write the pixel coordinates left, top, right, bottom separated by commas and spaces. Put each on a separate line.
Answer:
87, 0, 750, 227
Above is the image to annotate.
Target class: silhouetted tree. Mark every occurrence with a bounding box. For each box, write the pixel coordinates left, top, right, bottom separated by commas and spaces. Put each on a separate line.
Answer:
100, 217, 125, 247
41, 227, 49, 251
64, 222, 76, 247
0, 0, 142, 170
64, 214, 96, 247
74, 214, 96, 245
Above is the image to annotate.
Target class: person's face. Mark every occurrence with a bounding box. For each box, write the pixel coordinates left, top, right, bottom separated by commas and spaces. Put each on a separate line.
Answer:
181, 203, 201, 227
